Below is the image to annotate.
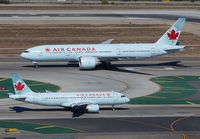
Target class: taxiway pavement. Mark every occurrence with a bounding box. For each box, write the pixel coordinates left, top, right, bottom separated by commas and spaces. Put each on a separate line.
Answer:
0, 58, 200, 139
1, 58, 200, 139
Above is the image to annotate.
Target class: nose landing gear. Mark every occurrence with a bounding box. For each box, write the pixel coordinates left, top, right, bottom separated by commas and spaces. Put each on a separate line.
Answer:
32, 61, 38, 68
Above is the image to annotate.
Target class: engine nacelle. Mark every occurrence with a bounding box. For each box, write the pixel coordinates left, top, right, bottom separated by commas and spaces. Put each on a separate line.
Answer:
86, 104, 99, 113
79, 56, 99, 70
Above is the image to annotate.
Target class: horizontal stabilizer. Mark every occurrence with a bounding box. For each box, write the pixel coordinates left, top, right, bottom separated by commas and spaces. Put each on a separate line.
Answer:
101, 39, 114, 44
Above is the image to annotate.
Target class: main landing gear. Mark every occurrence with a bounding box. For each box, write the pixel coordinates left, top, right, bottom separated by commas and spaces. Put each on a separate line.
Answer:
112, 105, 115, 111
32, 61, 38, 68
101, 61, 111, 69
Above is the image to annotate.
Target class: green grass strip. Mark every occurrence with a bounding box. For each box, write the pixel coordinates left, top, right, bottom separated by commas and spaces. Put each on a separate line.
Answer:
0, 78, 60, 99
130, 76, 200, 104
0, 121, 80, 134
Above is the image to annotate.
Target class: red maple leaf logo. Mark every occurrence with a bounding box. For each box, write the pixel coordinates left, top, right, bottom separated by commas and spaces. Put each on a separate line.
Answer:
14, 82, 24, 91
107, 93, 110, 97
167, 29, 179, 40
45, 48, 50, 52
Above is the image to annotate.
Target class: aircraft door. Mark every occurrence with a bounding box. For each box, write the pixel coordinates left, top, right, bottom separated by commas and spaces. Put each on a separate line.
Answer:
33, 95, 38, 104
151, 48, 160, 56
113, 92, 118, 102
38, 49, 42, 56
81, 94, 86, 101
66, 51, 70, 56
117, 48, 121, 55
151, 48, 156, 55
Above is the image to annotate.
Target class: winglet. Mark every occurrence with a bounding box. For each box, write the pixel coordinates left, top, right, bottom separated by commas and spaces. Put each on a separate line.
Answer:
156, 18, 186, 45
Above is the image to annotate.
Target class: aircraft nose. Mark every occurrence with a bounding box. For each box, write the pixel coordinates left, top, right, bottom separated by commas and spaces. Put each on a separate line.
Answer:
126, 97, 130, 103
20, 51, 31, 60
20, 52, 25, 58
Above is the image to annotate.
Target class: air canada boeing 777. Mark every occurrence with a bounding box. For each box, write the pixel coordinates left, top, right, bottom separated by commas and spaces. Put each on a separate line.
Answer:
21, 18, 186, 69
9, 73, 130, 114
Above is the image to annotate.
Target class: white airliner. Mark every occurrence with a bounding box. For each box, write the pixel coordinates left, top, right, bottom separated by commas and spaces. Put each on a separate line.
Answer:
21, 18, 186, 69
9, 73, 130, 114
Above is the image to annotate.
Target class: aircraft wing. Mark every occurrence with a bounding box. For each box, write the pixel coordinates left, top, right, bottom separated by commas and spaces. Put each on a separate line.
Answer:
164, 46, 185, 54
97, 56, 150, 61
62, 101, 99, 114
101, 39, 114, 44
61, 101, 94, 108
97, 56, 128, 62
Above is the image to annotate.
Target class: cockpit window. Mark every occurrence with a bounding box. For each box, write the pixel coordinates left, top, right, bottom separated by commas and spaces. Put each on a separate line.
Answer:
23, 50, 29, 53
121, 95, 125, 98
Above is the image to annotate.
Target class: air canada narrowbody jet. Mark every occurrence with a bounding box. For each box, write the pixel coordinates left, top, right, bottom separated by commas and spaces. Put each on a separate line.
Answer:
21, 18, 186, 70
9, 73, 130, 114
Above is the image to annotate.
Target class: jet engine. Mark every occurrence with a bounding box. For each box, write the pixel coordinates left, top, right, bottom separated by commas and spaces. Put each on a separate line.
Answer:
79, 56, 99, 70
86, 104, 99, 113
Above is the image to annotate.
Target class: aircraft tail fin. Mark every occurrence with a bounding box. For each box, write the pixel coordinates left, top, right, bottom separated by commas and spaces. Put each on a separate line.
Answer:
11, 73, 34, 95
156, 18, 186, 45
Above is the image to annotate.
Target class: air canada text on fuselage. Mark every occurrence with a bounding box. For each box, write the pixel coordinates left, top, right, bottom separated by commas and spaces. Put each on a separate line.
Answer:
45, 47, 96, 52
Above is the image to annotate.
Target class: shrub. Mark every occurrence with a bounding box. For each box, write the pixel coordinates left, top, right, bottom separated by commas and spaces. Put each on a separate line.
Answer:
0, 0, 10, 4
102, 0, 109, 4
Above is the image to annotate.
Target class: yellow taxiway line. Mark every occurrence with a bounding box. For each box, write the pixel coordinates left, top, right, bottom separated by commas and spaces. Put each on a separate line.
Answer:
33, 123, 84, 133
162, 87, 184, 89
170, 115, 194, 139
157, 78, 174, 80
162, 91, 181, 94
0, 78, 8, 82
29, 83, 47, 87
186, 101, 195, 105
114, 118, 170, 131
175, 76, 184, 79
144, 96, 165, 99
35, 125, 55, 130
116, 115, 197, 139
0, 102, 27, 106
154, 81, 175, 83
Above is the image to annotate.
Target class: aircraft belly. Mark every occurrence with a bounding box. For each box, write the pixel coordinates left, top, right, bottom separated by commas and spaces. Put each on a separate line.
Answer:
25, 97, 34, 103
